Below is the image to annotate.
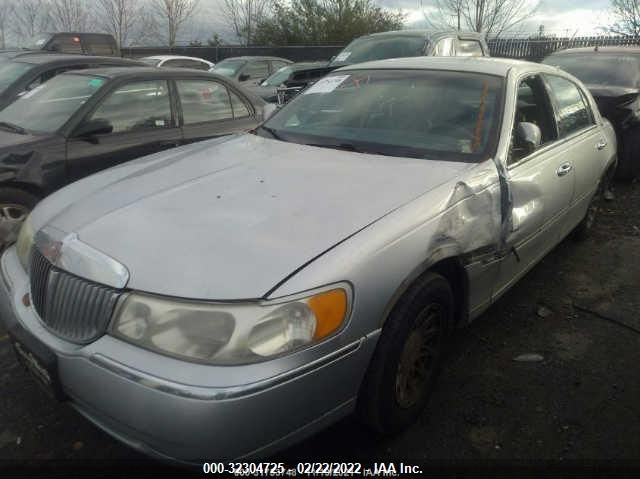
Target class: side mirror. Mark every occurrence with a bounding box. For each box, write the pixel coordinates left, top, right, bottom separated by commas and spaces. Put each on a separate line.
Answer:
74, 118, 113, 138
262, 103, 278, 120
238, 73, 250, 82
515, 122, 542, 155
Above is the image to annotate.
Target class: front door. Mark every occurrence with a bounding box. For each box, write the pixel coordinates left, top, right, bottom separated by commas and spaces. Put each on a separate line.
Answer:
66, 79, 182, 182
494, 74, 576, 297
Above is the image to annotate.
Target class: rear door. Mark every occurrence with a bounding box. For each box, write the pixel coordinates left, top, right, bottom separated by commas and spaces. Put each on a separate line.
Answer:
176, 78, 258, 144
65, 78, 182, 181
542, 74, 608, 234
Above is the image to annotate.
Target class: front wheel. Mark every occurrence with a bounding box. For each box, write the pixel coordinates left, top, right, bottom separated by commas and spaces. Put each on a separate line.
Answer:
0, 187, 39, 247
358, 272, 454, 434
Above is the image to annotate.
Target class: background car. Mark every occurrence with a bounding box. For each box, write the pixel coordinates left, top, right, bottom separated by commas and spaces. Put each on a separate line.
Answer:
0, 57, 615, 462
543, 46, 640, 180
246, 61, 331, 103
270, 29, 490, 100
0, 54, 144, 111
0, 67, 266, 243
24, 32, 120, 56
139, 55, 214, 70
210, 56, 293, 86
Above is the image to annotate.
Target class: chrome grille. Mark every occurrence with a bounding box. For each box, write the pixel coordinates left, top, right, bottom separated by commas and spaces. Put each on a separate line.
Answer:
29, 249, 122, 343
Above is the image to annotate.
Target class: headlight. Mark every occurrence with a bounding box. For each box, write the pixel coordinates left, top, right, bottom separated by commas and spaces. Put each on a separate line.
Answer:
110, 286, 350, 364
16, 215, 34, 271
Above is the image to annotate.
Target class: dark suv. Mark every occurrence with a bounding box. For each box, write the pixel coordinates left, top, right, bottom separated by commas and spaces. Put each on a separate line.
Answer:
26, 33, 120, 56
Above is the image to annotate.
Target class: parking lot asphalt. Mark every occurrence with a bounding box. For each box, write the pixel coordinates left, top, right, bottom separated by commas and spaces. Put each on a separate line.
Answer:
0, 181, 639, 467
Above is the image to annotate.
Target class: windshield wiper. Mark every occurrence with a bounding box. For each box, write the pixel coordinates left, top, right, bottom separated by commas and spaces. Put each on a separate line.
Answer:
0, 121, 27, 135
305, 142, 361, 152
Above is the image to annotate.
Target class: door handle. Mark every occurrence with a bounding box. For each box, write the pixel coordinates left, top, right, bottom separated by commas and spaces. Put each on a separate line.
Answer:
596, 140, 607, 150
556, 162, 573, 177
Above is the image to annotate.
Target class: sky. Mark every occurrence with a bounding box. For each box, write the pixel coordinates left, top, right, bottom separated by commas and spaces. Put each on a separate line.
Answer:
187, 0, 616, 44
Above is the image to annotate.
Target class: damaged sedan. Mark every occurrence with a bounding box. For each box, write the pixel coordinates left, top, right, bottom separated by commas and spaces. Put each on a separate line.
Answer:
0, 57, 616, 462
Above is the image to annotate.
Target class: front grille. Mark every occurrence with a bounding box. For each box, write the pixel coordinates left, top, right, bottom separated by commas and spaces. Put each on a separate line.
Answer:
29, 249, 122, 343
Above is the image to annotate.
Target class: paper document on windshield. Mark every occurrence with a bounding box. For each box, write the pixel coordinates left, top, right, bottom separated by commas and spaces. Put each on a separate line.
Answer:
303, 75, 350, 95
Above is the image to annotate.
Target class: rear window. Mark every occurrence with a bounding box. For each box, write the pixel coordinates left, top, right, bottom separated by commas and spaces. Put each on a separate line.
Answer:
543, 54, 640, 88
329, 35, 426, 67
457, 40, 484, 57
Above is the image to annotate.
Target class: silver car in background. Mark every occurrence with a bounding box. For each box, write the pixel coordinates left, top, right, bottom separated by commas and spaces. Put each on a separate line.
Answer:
0, 57, 616, 462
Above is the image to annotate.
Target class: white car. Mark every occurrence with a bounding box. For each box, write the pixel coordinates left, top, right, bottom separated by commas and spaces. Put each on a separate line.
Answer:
139, 55, 213, 71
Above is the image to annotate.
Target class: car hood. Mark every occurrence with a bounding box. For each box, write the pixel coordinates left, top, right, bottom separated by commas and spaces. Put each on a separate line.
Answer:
44, 134, 472, 299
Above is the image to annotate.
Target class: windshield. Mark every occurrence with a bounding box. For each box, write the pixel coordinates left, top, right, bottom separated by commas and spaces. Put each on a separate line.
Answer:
0, 61, 36, 92
25, 33, 53, 50
543, 54, 640, 87
329, 35, 427, 67
261, 69, 503, 162
261, 66, 293, 86
140, 57, 162, 67
0, 74, 107, 133
212, 59, 246, 77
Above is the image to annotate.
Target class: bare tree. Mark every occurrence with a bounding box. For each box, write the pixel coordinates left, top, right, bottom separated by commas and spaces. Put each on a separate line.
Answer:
11, 0, 51, 44
97, 0, 155, 47
222, 0, 271, 45
49, 0, 94, 31
0, 0, 13, 48
431, 0, 539, 36
608, 0, 640, 36
151, 0, 199, 47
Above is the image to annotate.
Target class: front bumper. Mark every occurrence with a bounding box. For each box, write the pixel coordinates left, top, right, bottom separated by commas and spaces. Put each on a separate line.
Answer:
0, 245, 378, 462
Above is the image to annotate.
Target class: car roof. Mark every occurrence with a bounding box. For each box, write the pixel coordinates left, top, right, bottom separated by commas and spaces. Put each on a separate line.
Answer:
338, 56, 559, 77
217, 56, 292, 62
357, 29, 486, 41
13, 53, 141, 65
60, 66, 236, 80
549, 46, 640, 55
143, 55, 212, 62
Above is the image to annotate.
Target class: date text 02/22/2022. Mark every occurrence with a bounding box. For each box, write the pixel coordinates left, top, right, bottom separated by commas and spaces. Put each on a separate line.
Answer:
201, 462, 424, 476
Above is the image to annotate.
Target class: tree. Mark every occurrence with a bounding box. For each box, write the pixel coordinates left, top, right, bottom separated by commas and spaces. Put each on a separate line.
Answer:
608, 0, 640, 36
152, 0, 199, 47
10, 0, 52, 44
49, 0, 94, 31
0, 0, 13, 48
430, 0, 539, 36
221, 0, 271, 45
253, 0, 405, 46
207, 33, 224, 46
96, 0, 151, 47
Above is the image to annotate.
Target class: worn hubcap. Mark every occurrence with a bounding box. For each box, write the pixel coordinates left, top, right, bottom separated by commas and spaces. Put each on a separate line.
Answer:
0, 203, 30, 245
395, 304, 444, 409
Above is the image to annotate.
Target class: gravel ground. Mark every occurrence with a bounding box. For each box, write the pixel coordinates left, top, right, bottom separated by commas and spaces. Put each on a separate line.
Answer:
1, 181, 639, 470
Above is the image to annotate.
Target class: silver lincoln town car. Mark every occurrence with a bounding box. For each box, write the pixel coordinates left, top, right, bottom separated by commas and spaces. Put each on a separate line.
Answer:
1, 57, 616, 462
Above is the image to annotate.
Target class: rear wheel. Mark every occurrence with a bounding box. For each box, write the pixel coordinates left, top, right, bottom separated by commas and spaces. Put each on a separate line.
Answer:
0, 187, 39, 247
358, 272, 454, 434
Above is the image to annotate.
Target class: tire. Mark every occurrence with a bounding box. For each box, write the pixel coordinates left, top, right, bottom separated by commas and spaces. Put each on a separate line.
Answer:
573, 179, 603, 241
357, 272, 454, 434
0, 187, 39, 246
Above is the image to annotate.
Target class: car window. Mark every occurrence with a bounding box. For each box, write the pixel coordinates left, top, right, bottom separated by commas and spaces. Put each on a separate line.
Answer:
90, 80, 172, 133
84, 36, 117, 56
48, 34, 83, 54
271, 60, 289, 71
242, 61, 270, 80
177, 79, 234, 124
457, 40, 484, 57
140, 58, 162, 67
0, 74, 107, 133
262, 66, 293, 86
212, 59, 246, 77
329, 35, 427, 67
544, 75, 594, 137
230, 90, 251, 118
264, 69, 503, 162
542, 54, 640, 88
433, 38, 455, 56
0, 61, 35, 91
510, 75, 557, 164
